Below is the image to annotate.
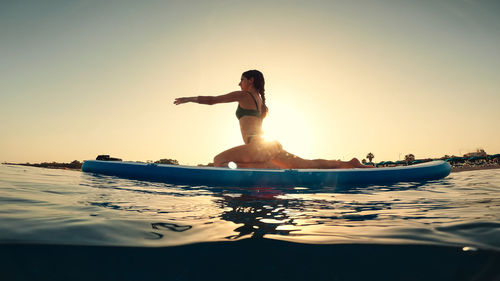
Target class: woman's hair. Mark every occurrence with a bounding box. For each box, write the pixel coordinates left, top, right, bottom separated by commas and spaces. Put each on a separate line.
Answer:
242, 70, 268, 118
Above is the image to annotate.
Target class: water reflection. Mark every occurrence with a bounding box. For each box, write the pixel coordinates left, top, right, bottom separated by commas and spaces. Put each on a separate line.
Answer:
216, 189, 303, 239
151, 222, 192, 232
149, 222, 193, 239
80, 172, 458, 245
209, 182, 442, 241
213, 189, 394, 240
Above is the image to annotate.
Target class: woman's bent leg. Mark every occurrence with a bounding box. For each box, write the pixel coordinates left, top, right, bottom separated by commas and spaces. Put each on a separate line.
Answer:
213, 141, 282, 168
214, 145, 250, 167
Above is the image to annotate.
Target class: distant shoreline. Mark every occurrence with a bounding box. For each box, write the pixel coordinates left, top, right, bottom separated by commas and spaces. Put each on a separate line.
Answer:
451, 165, 500, 173
3, 161, 500, 173
2, 162, 82, 170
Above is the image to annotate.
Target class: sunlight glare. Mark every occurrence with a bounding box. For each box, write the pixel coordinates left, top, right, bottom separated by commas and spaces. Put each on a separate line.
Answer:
262, 101, 317, 158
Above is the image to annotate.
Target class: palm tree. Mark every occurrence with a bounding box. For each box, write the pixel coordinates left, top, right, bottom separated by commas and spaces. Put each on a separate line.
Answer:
404, 154, 415, 165
366, 152, 374, 163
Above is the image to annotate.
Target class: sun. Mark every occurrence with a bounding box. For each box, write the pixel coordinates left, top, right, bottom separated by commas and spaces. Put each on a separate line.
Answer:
262, 102, 317, 159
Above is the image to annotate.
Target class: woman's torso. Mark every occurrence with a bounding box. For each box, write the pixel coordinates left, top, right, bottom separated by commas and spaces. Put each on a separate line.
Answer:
237, 92, 263, 144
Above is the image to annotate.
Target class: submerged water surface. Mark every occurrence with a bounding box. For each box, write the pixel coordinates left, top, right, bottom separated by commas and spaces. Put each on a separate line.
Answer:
1, 163, 499, 280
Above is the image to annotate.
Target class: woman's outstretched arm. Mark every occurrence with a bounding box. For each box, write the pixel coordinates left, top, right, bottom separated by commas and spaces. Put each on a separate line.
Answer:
174, 91, 245, 106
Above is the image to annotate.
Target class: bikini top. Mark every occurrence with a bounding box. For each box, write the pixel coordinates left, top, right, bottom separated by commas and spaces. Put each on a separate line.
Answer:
236, 92, 261, 120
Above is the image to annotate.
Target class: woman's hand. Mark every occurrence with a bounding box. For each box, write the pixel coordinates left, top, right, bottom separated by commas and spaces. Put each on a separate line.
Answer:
174, 97, 196, 105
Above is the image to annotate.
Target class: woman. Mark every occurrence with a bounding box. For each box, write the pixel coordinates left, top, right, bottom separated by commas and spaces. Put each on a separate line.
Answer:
174, 70, 370, 169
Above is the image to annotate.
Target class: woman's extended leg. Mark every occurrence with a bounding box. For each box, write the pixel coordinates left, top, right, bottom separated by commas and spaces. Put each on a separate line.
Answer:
271, 150, 372, 169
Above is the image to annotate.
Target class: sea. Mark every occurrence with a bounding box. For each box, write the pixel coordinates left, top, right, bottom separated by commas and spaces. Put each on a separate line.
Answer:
0, 163, 499, 281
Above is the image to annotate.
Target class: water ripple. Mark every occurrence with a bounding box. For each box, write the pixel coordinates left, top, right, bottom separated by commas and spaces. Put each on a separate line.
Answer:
0, 164, 499, 250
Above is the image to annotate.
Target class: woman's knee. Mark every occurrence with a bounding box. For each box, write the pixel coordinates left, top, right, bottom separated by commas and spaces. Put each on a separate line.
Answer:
214, 150, 246, 167
213, 153, 227, 167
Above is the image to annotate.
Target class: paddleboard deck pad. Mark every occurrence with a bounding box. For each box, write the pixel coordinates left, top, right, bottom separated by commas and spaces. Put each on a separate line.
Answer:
81, 160, 451, 187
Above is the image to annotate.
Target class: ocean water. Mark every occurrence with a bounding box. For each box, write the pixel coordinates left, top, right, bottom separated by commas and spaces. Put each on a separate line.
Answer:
1, 163, 499, 281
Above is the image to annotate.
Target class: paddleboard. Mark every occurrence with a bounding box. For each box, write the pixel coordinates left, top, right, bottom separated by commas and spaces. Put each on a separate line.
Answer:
81, 160, 451, 187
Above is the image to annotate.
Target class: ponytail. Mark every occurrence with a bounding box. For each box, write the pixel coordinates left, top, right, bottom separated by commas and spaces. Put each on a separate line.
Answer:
259, 91, 268, 118
242, 70, 268, 118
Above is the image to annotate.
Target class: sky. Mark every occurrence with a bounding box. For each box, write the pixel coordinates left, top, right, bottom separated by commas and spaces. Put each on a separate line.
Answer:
1, 0, 499, 165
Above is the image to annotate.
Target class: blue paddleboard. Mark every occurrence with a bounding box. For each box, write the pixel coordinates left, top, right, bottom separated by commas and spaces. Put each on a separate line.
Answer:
81, 160, 451, 187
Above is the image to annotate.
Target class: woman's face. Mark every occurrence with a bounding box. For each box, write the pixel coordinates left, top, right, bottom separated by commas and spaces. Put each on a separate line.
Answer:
239, 76, 253, 91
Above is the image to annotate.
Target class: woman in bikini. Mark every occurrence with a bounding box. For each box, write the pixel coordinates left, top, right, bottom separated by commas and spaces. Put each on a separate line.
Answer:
174, 70, 370, 169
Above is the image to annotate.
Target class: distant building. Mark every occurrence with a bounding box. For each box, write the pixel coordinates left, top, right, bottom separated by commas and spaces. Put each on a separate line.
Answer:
464, 149, 487, 158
